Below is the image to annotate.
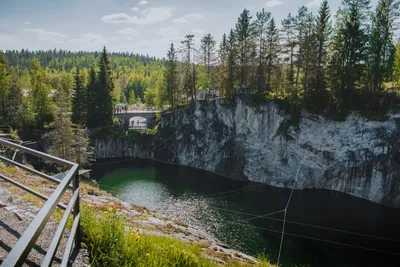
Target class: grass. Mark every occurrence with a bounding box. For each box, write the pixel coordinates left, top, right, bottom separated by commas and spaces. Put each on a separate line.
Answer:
80, 205, 274, 267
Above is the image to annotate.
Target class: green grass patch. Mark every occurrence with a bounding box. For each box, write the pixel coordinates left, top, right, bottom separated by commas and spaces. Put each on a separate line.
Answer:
80, 205, 275, 267
81, 205, 218, 267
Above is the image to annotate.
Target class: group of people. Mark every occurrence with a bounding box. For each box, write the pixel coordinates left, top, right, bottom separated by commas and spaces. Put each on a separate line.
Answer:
115, 106, 128, 114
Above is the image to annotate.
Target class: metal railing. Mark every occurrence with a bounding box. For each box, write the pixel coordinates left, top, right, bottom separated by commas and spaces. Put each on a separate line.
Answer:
0, 138, 80, 267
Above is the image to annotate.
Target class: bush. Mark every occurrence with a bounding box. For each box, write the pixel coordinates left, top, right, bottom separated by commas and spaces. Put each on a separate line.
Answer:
80, 205, 275, 267
81, 206, 217, 267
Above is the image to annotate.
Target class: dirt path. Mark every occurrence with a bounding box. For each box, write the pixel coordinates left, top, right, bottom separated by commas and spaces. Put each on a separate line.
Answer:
0, 183, 89, 267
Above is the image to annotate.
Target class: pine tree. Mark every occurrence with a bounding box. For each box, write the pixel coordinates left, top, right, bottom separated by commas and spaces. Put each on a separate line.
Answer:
235, 9, 256, 88
281, 13, 297, 87
265, 18, 280, 89
128, 90, 136, 105
96, 46, 114, 127
295, 6, 310, 87
368, 0, 399, 91
315, 0, 331, 90
0, 60, 9, 120
5, 69, 33, 131
198, 34, 217, 88
255, 9, 271, 92
72, 68, 87, 125
329, 0, 371, 97
74, 126, 92, 165
29, 59, 53, 128
226, 29, 237, 99
164, 43, 178, 108
86, 66, 97, 128
45, 89, 76, 161
181, 35, 196, 101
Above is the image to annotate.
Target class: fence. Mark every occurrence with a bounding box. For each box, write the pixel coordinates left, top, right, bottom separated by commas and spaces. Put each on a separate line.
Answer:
0, 138, 80, 267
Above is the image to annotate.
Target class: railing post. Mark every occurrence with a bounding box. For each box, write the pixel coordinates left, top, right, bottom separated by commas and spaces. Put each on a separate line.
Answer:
73, 170, 81, 249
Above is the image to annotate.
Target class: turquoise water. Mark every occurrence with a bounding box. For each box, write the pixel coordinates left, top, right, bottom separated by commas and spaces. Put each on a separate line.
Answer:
93, 161, 400, 267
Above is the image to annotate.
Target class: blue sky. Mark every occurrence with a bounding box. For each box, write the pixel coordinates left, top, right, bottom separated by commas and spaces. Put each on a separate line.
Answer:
0, 0, 381, 58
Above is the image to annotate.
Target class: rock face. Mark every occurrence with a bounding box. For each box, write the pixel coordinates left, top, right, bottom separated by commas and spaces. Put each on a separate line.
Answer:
94, 98, 400, 207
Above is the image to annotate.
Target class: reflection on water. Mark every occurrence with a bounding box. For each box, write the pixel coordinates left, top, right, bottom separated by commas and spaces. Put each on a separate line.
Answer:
93, 160, 400, 267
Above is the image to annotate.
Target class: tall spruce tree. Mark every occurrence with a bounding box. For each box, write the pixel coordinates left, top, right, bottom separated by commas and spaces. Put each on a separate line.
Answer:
235, 9, 256, 88
265, 18, 280, 88
281, 13, 297, 87
198, 33, 217, 88
295, 6, 310, 87
368, 0, 399, 91
181, 35, 195, 101
164, 43, 178, 108
329, 0, 371, 97
71, 68, 87, 125
86, 66, 97, 128
96, 46, 114, 127
226, 29, 237, 99
5, 69, 32, 131
255, 8, 271, 92
315, 0, 332, 90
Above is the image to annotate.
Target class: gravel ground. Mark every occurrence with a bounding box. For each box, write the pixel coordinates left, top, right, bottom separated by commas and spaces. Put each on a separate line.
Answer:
0, 183, 89, 267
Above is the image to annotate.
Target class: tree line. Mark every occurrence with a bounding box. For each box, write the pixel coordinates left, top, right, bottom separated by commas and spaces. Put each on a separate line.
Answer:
164, 0, 400, 117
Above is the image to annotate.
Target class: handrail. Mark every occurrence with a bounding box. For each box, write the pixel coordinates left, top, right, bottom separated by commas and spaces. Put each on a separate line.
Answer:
0, 138, 80, 267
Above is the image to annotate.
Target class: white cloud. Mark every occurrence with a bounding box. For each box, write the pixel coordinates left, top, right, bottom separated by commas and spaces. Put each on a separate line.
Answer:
173, 13, 203, 24
157, 26, 179, 37
173, 17, 188, 24
126, 36, 133, 41
190, 29, 205, 35
67, 33, 108, 50
117, 28, 140, 36
102, 7, 172, 25
24, 21, 31, 25
265, 1, 283, 8
21, 28, 66, 41
305, 0, 321, 8
131, 7, 139, 12
139, 0, 148, 5
185, 13, 203, 19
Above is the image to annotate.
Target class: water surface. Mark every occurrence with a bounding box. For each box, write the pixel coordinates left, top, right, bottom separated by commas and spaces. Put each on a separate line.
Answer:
92, 159, 400, 267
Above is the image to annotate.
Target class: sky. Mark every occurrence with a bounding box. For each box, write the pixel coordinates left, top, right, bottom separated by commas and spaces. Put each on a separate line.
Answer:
0, 0, 382, 58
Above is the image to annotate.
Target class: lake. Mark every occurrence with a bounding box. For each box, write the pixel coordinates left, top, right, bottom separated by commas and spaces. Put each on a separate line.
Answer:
92, 159, 400, 267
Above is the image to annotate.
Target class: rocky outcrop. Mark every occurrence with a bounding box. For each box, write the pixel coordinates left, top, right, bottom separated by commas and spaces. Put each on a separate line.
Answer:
94, 98, 400, 207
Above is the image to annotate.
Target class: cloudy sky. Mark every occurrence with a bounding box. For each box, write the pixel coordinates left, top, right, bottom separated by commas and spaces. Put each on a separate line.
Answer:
0, 0, 381, 58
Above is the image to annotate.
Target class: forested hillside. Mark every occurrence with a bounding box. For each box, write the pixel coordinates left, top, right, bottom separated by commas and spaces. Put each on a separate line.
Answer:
0, 0, 400, 161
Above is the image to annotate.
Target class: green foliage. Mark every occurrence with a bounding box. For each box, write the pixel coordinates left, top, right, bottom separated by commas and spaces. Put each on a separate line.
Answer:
81, 206, 216, 267
163, 43, 178, 108
80, 205, 274, 267
395, 42, 400, 85
86, 66, 97, 128
368, 0, 399, 91
95, 47, 114, 127
44, 89, 76, 161
72, 68, 87, 125
30, 59, 53, 128
0, 61, 10, 119
128, 90, 136, 105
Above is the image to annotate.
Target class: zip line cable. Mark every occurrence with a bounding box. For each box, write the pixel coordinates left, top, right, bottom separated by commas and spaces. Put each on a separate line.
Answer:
228, 222, 400, 257
278, 159, 303, 266
210, 206, 400, 243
